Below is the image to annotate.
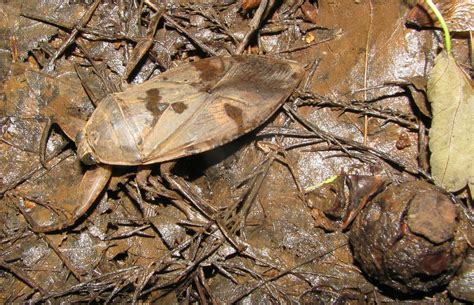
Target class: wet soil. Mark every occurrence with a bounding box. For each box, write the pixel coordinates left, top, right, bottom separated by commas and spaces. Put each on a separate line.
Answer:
0, 0, 472, 303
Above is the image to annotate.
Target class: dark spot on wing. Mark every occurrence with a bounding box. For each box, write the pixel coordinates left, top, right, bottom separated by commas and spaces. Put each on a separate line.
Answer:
145, 88, 169, 124
192, 58, 230, 93
162, 76, 168, 81
147, 101, 169, 117
171, 102, 187, 114
193, 58, 226, 82
146, 88, 161, 103
224, 104, 244, 133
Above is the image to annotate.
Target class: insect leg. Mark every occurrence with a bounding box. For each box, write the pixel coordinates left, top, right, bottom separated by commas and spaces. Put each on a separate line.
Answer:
22, 164, 112, 233
39, 117, 53, 168
39, 105, 88, 167
136, 165, 153, 189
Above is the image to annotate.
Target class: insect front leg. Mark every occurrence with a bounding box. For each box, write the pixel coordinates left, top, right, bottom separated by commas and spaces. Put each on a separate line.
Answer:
39, 116, 53, 167
22, 164, 112, 233
135, 165, 153, 189
39, 108, 87, 167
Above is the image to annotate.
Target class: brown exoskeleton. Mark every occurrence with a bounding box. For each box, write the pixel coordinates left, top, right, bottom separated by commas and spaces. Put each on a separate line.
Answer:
25, 55, 304, 232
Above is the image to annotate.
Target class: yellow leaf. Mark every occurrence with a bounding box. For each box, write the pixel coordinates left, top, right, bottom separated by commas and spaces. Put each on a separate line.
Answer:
428, 51, 474, 197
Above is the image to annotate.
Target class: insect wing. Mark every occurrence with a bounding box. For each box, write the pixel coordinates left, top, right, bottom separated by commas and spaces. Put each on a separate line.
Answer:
142, 56, 304, 163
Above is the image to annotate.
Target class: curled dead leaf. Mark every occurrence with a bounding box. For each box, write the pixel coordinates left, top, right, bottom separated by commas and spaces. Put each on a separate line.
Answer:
404, 75, 431, 118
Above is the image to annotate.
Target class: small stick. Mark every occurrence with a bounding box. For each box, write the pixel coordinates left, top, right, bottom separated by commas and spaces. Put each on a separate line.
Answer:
43, 0, 101, 71
41, 234, 85, 282
276, 35, 339, 54
163, 14, 218, 56
0, 258, 47, 296
235, 0, 270, 54
362, 0, 374, 145
283, 104, 430, 178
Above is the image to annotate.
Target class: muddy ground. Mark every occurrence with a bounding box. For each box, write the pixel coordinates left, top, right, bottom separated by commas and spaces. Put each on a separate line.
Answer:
0, 0, 473, 303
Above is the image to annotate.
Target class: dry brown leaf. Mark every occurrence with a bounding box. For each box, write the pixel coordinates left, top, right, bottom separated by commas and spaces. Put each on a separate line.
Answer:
427, 51, 474, 197
404, 76, 431, 118
406, 0, 474, 32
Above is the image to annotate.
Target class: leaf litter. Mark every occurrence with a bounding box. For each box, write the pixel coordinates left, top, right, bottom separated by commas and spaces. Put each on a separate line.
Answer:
0, 0, 472, 303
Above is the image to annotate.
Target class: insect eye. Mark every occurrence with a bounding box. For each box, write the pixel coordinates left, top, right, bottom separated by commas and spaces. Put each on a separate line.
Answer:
81, 152, 97, 165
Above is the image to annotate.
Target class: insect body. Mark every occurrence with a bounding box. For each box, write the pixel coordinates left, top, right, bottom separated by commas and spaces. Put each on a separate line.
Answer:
77, 55, 304, 165
30, 55, 304, 232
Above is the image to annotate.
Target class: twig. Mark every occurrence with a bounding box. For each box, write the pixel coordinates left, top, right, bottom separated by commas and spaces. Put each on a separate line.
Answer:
163, 14, 218, 56
362, 0, 373, 145
163, 174, 217, 219
0, 258, 47, 296
105, 225, 153, 240
43, 0, 101, 72
276, 35, 339, 54
294, 91, 419, 130
283, 105, 430, 178
229, 241, 348, 303
41, 234, 85, 282
235, 0, 270, 54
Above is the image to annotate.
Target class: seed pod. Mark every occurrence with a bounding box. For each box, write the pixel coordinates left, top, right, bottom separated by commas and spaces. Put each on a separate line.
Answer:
350, 181, 467, 294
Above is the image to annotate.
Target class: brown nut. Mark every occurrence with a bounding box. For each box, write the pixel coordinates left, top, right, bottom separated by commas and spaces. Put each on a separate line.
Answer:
349, 181, 468, 294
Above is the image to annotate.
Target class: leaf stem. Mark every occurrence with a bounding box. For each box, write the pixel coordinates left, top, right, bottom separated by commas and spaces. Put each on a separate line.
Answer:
425, 0, 452, 54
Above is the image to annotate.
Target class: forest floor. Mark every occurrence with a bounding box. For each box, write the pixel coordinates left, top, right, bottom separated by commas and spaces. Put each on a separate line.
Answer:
0, 0, 472, 303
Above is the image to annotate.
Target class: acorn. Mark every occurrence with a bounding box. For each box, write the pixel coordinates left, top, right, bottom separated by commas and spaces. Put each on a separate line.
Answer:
406, 0, 473, 32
